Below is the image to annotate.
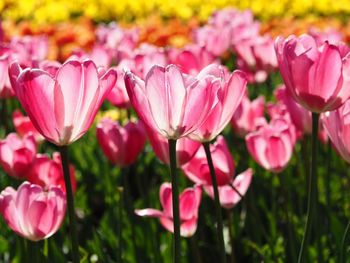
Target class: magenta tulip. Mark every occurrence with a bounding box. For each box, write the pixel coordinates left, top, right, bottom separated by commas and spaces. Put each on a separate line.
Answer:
27, 153, 77, 194
188, 64, 247, 142
146, 125, 200, 166
135, 183, 202, 237
96, 118, 146, 167
0, 181, 66, 241
13, 110, 44, 142
125, 64, 219, 140
182, 136, 235, 186
275, 34, 350, 113
106, 68, 131, 108
246, 118, 296, 173
204, 168, 252, 209
0, 133, 37, 178
231, 95, 265, 137
10, 59, 117, 145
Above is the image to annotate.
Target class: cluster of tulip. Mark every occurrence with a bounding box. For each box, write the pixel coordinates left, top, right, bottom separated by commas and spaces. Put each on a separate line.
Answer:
1, 6, 350, 262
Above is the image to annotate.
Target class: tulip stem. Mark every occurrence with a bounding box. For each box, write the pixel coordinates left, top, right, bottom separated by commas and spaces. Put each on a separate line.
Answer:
227, 210, 236, 263
297, 113, 319, 263
59, 146, 79, 263
168, 139, 181, 263
340, 220, 350, 263
203, 142, 227, 263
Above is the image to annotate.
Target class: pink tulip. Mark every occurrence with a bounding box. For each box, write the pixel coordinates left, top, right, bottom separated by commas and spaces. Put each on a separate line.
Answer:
27, 153, 76, 194
106, 68, 131, 108
168, 44, 217, 75
308, 27, 343, 46
188, 65, 247, 142
10, 59, 117, 145
322, 99, 350, 163
13, 110, 44, 142
182, 136, 235, 186
70, 45, 112, 68
204, 168, 252, 209
275, 85, 312, 134
96, 118, 146, 167
135, 183, 202, 237
231, 95, 265, 137
10, 36, 48, 66
0, 133, 37, 178
246, 118, 296, 173
146, 125, 200, 166
0, 51, 14, 98
124, 64, 219, 140
275, 34, 350, 113
0, 181, 66, 241
193, 25, 232, 57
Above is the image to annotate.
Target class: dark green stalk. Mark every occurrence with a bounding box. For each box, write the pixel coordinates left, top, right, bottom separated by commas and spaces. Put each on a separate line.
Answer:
227, 210, 236, 263
297, 113, 319, 263
59, 146, 79, 263
117, 187, 123, 263
340, 220, 350, 263
203, 142, 227, 263
168, 139, 181, 263
189, 236, 203, 263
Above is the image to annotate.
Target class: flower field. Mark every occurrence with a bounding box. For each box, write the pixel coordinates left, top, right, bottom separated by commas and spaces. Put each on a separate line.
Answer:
1, 1, 350, 263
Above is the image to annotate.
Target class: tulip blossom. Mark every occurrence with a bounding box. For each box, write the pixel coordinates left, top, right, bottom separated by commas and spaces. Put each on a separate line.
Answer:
182, 136, 235, 186
204, 168, 253, 209
188, 64, 247, 142
135, 183, 202, 237
146, 125, 200, 167
10, 59, 117, 145
106, 68, 131, 108
168, 44, 217, 75
27, 153, 77, 194
0, 182, 66, 241
0, 133, 37, 178
231, 95, 265, 137
13, 110, 44, 142
0, 51, 14, 98
322, 99, 350, 163
275, 34, 350, 113
246, 118, 296, 173
124, 64, 219, 140
96, 118, 146, 167
275, 85, 312, 134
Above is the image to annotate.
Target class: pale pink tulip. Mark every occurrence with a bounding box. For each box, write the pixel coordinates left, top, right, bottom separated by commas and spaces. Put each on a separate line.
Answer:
27, 153, 76, 194
193, 25, 232, 57
182, 136, 235, 186
231, 95, 265, 137
0, 133, 37, 178
96, 118, 146, 167
135, 183, 202, 237
146, 125, 200, 166
13, 110, 44, 142
189, 64, 247, 142
246, 118, 296, 173
275, 34, 350, 113
70, 45, 111, 68
10, 59, 117, 145
124, 64, 219, 140
0, 51, 14, 98
204, 168, 253, 209
0, 181, 66, 241
322, 99, 350, 163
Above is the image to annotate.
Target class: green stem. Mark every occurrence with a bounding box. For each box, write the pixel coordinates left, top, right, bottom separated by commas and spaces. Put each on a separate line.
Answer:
59, 146, 79, 263
340, 220, 350, 263
168, 139, 181, 263
203, 142, 227, 263
297, 113, 319, 263
227, 210, 236, 263
189, 236, 202, 263
117, 187, 123, 263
